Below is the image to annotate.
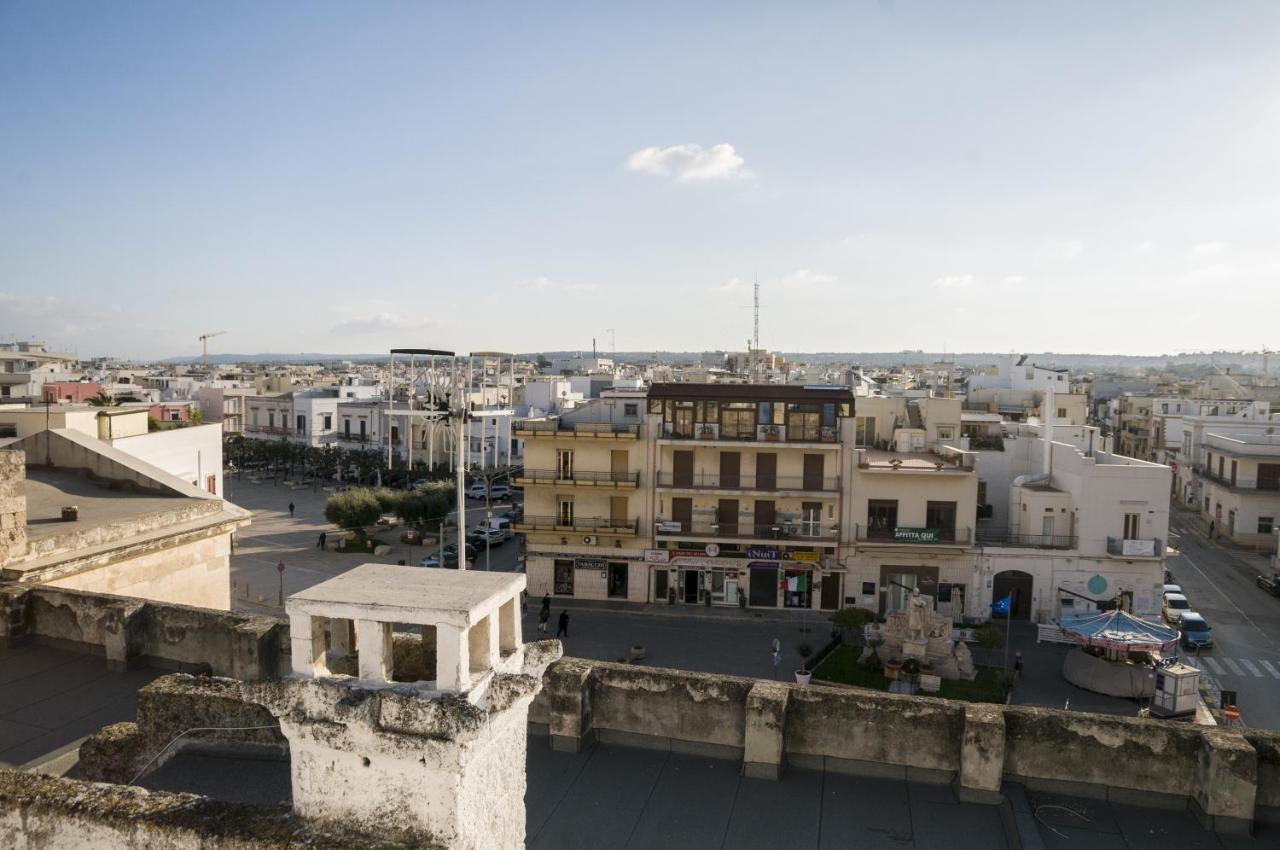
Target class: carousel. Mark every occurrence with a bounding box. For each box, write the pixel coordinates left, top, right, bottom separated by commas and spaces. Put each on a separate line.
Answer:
1056, 607, 1185, 700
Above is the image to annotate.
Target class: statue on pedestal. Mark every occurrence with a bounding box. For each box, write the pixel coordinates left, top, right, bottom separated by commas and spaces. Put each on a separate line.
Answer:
906, 588, 929, 640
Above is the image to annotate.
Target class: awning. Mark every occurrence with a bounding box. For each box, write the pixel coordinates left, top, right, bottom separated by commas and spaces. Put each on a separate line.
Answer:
1057, 609, 1179, 653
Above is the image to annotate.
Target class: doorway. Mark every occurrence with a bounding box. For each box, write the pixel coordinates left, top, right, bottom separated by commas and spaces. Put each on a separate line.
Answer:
683, 569, 700, 603
749, 567, 777, 607
607, 562, 628, 599
755, 452, 777, 490
673, 451, 694, 487
720, 452, 741, 488
671, 497, 693, 533
820, 574, 841, 610
991, 570, 1033, 620
803, 454, 824, 490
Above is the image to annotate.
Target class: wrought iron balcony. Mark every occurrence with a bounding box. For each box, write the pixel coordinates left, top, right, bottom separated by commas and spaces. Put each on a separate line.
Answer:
513, 469, 639, 487
513, 515, 639, 535
655, 471, 840, 493
975, 526, 1077, 550
1105, 536, 1165, 557
653, 518, 839, 543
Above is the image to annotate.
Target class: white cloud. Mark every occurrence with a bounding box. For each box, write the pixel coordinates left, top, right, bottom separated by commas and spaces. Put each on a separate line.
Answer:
1132, 241, 1155, 255
518, 276, 598, 294
932, 274, 975, 289
713, 276, 747, 293
1002, 275, 1026, 286
779, 268, 837, 288
1037, 241, 1084, 262
1191, 241, 1229, 258
330, 313, 438, 334
625, 143, 749, 182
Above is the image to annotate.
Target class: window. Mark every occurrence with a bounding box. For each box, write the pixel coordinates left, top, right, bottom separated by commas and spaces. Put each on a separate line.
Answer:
719, 402, 754, 439
296, 414, 306, 435
1123, 513, 1141, 539
1057, 407, 1067, 420
926, 501, 958, 541
558, 498, 574, 526
855, 416, 876, 447
867, 500, 898, 538
344, 420, 351, 437
323, 414, 332, 431
359, 420, 367, 438
800, 502, 822, 536
553, 560, 575, 595
786, 403, 821, 441
624, 403, 638, 417
1259, 517, 1275, 535
267, 412, 274, 428
937, 426, 954, 441
557, 449, 574, 479
206, 475, 217, 495
169, 410, 181, 421
648, 398, 662, 414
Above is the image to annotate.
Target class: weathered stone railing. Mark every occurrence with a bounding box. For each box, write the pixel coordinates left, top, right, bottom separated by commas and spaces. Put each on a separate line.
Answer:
0, 584, 285, 679
531, 658, 1278, 835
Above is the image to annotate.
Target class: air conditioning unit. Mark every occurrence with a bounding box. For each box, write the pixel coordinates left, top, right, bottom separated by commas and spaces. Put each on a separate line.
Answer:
582, 535, 596, 545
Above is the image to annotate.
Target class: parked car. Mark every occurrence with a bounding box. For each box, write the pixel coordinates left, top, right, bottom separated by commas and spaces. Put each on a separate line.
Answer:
1164, 568, 1176, 584
466, 527, 506, 547
485, 516, 514, 540
1180, 614, 1214, 650
1162, 583, 1183, 598
1256, 573, 1280, 597
488, 483, 512, 500
1162, 593, 1192, 624
417, 543, 477, 568
464, 482, 489, 499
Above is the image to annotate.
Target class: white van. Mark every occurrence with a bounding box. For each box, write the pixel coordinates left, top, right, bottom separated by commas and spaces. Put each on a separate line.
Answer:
485, 516, 514, 540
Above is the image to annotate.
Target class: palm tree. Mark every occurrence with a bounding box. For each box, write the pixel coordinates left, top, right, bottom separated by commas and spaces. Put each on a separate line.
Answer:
87, 389, 120, 407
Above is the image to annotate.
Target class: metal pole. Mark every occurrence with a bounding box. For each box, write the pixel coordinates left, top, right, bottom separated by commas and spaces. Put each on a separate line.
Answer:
1004, 600, 1012, 673
485, 504, 492, 570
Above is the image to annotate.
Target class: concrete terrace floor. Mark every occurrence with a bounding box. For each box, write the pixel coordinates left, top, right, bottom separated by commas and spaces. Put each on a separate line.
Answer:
3, 642, 1278, 848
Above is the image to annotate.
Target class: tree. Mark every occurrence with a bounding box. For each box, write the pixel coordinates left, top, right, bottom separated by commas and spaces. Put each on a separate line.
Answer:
87, 389, 120, 407
188, 408, 204, 426
323, 489, 381, 539
832, 606, 876, 634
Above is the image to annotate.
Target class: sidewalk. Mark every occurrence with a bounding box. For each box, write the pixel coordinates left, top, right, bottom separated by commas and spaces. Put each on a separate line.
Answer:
540, 596, 832, 625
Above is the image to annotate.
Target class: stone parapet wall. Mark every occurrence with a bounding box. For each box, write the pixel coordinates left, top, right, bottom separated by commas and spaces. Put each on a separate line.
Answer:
0, 770, 441, 849
0, 584, 284, 678
0, 450, 28, 563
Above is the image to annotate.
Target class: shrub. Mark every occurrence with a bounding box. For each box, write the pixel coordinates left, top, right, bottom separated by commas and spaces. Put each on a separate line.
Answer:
324, 489, 381, 535
832, 606, 876, 634
796, 642, 814, 673
974, 624, 1005, 649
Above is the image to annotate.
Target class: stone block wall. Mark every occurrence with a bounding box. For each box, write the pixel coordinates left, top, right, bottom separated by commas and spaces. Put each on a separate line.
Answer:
0, 450, 27, 564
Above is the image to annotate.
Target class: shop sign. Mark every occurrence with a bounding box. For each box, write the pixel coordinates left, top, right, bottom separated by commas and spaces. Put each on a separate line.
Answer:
575, 557, 607, 570
792, 551, 821, 563
1121, 539, 1156, 557
705, 543, 720, 557
672, 549, 708, 558
644, 549, 671, 563
746, 547, 779, 560
893, 527, 939, 544
673, 557, 741, 569
748, 561, 779, 570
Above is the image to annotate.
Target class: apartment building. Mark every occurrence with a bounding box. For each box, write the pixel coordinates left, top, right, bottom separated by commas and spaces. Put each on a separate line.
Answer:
1197, 430, 1280, 550
244, 386, 380, 447
195, 386, 257, 434
971, 421, 1170, 621
0, 342, 79, 402
1114, 394, 1155, 459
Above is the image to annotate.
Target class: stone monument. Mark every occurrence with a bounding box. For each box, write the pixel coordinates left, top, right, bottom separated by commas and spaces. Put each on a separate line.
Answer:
248, 563, 560, 850
873, 590, 976, 681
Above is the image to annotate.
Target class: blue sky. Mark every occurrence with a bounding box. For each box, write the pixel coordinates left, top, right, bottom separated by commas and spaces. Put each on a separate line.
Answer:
2, 2, 1279, 360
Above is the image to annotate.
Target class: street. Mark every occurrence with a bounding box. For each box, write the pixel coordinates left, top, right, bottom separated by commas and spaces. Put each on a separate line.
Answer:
1166, 507, 1280, 729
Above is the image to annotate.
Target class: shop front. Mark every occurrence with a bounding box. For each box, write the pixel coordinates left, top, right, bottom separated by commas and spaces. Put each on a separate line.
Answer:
645, 545, 834, 610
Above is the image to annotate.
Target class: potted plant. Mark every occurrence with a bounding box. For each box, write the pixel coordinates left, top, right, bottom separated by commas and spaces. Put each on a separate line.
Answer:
901, 658, 921, 683
698, 425, 716, 440
762, 424, 780, 442
795, 642, 814, 685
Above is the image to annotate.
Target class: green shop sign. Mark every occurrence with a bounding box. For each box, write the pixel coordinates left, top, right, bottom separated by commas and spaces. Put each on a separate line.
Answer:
893, 527, 939, 544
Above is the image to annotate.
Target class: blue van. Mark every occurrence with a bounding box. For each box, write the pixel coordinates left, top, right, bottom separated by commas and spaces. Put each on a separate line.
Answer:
1180, 614, 1213, 651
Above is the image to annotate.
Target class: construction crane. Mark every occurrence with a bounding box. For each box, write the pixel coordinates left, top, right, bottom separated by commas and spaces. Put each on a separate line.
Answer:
199, 331, 226, 371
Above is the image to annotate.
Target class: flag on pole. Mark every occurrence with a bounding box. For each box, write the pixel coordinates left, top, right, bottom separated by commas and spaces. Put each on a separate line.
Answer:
991, 593, 1013, 617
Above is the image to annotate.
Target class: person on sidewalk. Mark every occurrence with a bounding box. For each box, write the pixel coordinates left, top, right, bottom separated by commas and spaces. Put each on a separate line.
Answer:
540, 593, 551, 620
1014, 651, 1024, 681
288, 502, 296, 518
1208, 520, 1216, 540
556, 610, 570, 638
318, 532, 327, 549
538, 604, 550, 635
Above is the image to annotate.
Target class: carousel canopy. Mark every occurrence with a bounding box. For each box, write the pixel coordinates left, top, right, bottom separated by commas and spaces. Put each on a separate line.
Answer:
1057, 609, 1180, 653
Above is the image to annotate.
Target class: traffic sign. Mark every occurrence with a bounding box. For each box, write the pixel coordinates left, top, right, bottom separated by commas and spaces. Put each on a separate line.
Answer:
277, 561, 286, 573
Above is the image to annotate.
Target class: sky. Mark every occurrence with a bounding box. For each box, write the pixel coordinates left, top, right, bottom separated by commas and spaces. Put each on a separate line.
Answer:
2, 1, 1279, 361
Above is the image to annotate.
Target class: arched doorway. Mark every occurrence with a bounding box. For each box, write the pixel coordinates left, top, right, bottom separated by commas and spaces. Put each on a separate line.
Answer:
992, 570, 1034, 620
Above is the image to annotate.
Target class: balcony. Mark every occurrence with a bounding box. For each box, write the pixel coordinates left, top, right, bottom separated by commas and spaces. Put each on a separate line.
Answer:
244, 425, 291, 436
854, 525, 973, 546
858, 447, 976, 473
1200, 469, 1280, 492
653, 518, 839, 544
513, 420, 639, 440
513, 469, 639, 489
975, 527, 1078, 550
1105, 537, 1165, 558
655, 471, 840, 494
513, 515, 639, 535
658, 421, 839, 446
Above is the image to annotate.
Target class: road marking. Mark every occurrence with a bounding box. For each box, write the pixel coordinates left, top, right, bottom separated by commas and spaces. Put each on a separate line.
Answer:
1171, 551, 1273, 645
1241, 659, 1265, 677
1260, 660, 1280, 679
1202, 657, 1224, 674
1222, 658, 1244, 675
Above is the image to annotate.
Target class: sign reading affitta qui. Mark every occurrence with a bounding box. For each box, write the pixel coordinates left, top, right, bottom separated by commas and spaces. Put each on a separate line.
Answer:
893, 527, 939, 544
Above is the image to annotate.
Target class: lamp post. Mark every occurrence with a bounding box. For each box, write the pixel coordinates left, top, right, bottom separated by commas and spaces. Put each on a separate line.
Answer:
276, 560, 286, 606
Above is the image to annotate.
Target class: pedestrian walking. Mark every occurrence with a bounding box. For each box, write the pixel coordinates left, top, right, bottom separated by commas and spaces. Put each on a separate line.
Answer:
318, 532, 327, 549
538, 606, 550, 635
556, 610, 570, 638
1208, 520, 1216, 540
288, 502, 296, 518
520, 590, 528, 615
1014, 651, 1024, 681
540, 593, 551, 619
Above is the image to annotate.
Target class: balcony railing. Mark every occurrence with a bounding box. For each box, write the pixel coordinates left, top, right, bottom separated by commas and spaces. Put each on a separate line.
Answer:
245, 425, 290, 436
653, 518, 839, 543
513, 420, 639, 439
975, 527, 1078, 550
854, 524, 973, 545
659, 421, 839, 444
514, 469, 639, 486
1200, 469, 1280, 492
655, 471, 840, 492
513, 515, 639, 534
1106, 536, 1165, 557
